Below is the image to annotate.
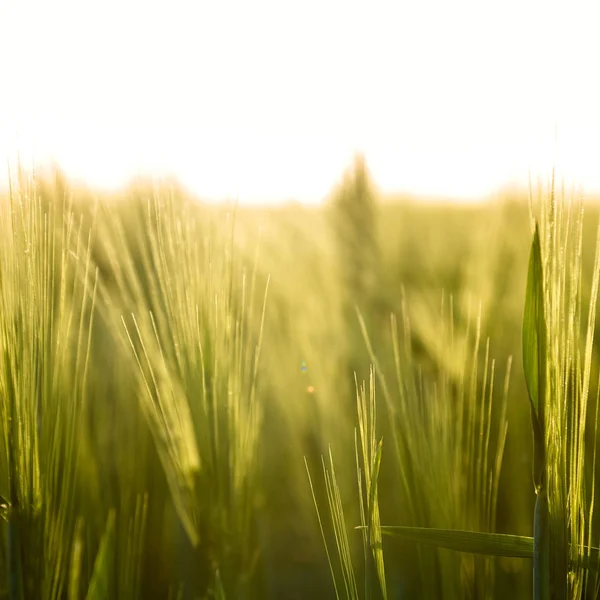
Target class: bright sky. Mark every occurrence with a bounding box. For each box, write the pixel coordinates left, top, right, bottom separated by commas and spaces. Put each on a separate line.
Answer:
0, 0, 599, 204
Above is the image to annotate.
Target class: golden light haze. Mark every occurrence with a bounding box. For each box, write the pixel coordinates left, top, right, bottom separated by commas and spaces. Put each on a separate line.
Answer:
1, 0, 599, 203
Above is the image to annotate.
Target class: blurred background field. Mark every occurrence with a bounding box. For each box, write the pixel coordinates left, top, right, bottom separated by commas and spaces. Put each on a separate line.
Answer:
2, 161, 600, 599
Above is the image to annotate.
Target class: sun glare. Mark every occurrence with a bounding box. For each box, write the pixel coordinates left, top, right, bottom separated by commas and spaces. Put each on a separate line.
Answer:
1, 0, 599, 203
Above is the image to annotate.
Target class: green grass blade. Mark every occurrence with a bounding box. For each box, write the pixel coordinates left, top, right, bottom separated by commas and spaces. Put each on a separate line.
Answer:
367, 437, 386, 600
523, 223, 543, 417
367, 526, 534, 558
367, 439, 382, 524
522, 223, 547, 490
85, 511, 116, 600
304, 457, 342, 600
366, 524, 600, 573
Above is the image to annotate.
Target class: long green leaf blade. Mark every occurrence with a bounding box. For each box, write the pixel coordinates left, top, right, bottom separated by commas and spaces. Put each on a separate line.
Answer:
368, 525, 600, 572
522, 223, 547, 490
523, 224, 544, 418
370, 526, 534, 558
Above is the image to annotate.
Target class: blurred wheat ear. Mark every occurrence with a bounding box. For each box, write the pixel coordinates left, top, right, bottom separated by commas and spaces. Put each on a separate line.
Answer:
99, 192, 270, 596
0, 167, 104, 598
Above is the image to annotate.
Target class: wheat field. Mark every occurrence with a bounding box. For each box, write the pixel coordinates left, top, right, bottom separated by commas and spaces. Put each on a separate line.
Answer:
1, 161, 600, 599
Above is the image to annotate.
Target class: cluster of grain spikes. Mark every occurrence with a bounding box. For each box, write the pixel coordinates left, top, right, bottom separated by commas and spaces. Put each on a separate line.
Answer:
307, 175, 600, 600
97, 191, 269, 597
306, 281, 512, 598
527, 175, 600, 598
0, 169, 137, 599
375, 179, 600, 599
305, 367, 386, 600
